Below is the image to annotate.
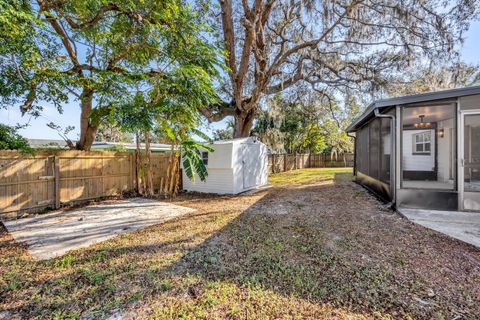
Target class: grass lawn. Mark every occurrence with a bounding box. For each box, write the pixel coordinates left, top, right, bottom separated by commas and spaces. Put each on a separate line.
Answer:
269, 167, 352, 186
1, 168, 479, 319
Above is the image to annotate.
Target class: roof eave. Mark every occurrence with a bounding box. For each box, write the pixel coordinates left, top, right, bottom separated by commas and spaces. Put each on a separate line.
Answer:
346, 85, 480, 133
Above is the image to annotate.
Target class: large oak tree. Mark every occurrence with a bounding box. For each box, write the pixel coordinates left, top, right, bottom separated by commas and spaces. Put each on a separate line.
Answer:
198, 0, 479, 137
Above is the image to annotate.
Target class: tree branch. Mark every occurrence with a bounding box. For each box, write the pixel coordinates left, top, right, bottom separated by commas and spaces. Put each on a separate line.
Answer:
199, 100, 236, 122
220, 0, 237, 82
56, 3, 168, 29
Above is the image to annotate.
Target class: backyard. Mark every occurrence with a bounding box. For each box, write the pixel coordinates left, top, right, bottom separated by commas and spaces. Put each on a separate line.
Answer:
1, 168, 480, 319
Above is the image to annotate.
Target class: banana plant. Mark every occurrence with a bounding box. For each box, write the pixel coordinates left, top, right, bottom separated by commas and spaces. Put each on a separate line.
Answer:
181, 129, 214, 182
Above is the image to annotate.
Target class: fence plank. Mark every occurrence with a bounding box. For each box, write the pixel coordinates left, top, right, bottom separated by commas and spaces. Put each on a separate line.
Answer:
0, 150, 176, 217
268, 153, 353, 174
54, 156, 60, 209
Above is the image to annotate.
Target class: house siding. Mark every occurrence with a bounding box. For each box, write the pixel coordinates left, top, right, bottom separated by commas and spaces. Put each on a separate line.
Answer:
459, 94, 480, 110
402, 129, 435, 172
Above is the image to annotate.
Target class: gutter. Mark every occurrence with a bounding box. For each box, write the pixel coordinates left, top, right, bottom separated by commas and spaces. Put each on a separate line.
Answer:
374, 108, 396, 207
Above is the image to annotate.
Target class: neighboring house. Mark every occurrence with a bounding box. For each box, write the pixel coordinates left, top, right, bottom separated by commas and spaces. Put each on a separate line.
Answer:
182, 137, 269, 194
346, 86, 480, 211
28, 139, 73, 149
91, 142, 171, 153
28, 139, 171, 153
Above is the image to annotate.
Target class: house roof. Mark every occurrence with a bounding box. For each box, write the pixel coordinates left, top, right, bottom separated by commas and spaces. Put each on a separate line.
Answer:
28, 139, 72, 149
211, 137, 258, 145
28, 139, 171, 151
91, 142, 171, 152
346, 85, 480, 133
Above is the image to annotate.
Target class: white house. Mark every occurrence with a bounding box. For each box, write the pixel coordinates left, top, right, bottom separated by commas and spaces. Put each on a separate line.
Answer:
182, 137, 268, 194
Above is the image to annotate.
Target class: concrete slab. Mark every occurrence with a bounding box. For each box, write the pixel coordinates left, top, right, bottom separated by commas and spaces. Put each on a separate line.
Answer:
398, 207, 480, 248
3, 198, 195, 260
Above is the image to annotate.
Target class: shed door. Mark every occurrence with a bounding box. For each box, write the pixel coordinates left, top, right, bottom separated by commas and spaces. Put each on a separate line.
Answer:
242, 143, 261, 189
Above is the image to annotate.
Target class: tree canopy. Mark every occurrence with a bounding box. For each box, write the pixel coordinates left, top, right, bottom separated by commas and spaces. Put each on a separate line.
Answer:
252, 93, 358, 154
1, 0, 220, 150
0, 124, 32, 153
197, 0, 479, 137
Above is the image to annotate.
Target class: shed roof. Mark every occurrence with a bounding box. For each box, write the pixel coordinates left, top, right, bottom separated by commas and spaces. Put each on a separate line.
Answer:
346, 85, 480, 132
211, 137, 259, 145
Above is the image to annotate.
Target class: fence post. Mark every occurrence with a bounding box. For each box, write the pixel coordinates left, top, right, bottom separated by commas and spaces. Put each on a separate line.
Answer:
272, 154, 276, 173
130, 153, 134, 191
272, 154, 278, 173
54, 155, 60, 209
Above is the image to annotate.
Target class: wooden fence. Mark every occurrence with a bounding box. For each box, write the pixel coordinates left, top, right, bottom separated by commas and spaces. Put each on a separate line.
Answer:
1, 149, 352, 217
0, 150, 172, 217
268, 153, 354, 174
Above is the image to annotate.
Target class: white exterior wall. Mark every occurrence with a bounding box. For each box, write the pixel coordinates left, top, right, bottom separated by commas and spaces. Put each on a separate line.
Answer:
182, 142, 235, 194
402, 129, 435, 171
437, 118, 455, 182
182, 169, 235, 194
231, 142, 245, 194
205, 143, 233, 169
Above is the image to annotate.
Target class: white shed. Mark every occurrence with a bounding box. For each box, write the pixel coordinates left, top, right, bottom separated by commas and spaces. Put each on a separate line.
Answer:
182, 137, 268, 194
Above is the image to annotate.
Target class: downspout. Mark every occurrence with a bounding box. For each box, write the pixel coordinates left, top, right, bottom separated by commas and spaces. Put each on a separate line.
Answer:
346, 132, 356, 176
374, 108, 396, 207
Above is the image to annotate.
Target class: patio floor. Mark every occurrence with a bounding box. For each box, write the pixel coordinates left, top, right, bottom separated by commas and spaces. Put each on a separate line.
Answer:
398, 207, 480, 248
3, 197, 195, 260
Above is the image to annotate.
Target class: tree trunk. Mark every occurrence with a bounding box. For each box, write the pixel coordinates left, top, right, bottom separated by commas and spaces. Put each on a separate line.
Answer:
164, 143, 179, 197
233, 109, 256, 138
135, 130, 142, 194
76, 87, 97, 151
144, 130, 154, 196
168, 151, 179, 197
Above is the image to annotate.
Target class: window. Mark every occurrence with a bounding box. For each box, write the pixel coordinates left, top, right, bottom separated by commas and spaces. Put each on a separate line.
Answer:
201, 151, 208, 165
413, 131, 431, 155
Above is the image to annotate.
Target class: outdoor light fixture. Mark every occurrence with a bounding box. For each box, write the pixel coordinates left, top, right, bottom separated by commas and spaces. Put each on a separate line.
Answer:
439, 128, 445, 138
413, 114, 431, 128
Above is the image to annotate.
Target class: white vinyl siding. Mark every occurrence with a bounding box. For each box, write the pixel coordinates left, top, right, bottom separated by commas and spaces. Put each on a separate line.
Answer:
182, 169, 235, 194
402, 129, 435, 171
182, 137, 268, 194
437, 118, 455, 182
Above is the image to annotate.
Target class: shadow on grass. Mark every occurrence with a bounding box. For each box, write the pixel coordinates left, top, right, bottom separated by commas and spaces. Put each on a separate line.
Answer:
1, 171, 480, 319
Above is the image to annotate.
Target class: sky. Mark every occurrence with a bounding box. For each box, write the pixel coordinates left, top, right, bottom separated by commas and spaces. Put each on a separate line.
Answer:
1, 21, 480, 141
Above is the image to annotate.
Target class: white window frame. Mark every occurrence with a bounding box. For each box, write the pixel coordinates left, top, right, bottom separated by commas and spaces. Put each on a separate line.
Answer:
412, 131, 431, 155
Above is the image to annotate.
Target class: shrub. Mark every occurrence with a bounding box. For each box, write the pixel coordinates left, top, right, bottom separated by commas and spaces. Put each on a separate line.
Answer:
0, 124, 32, 153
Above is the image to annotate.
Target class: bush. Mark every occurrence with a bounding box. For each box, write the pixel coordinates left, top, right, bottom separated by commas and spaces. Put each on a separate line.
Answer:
0, 124, 32, 153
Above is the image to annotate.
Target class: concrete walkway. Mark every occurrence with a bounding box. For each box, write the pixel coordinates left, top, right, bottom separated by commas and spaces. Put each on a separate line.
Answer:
3, 198, 195, 260
398, 207, 480, 248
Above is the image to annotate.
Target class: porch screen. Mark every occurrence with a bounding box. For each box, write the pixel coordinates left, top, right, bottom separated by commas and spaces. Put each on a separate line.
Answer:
356, 125, 369, 176
356, 116, 391, 185
369, 119, 380, 179
379, 117, 391, 184
401, 104, 456, 190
